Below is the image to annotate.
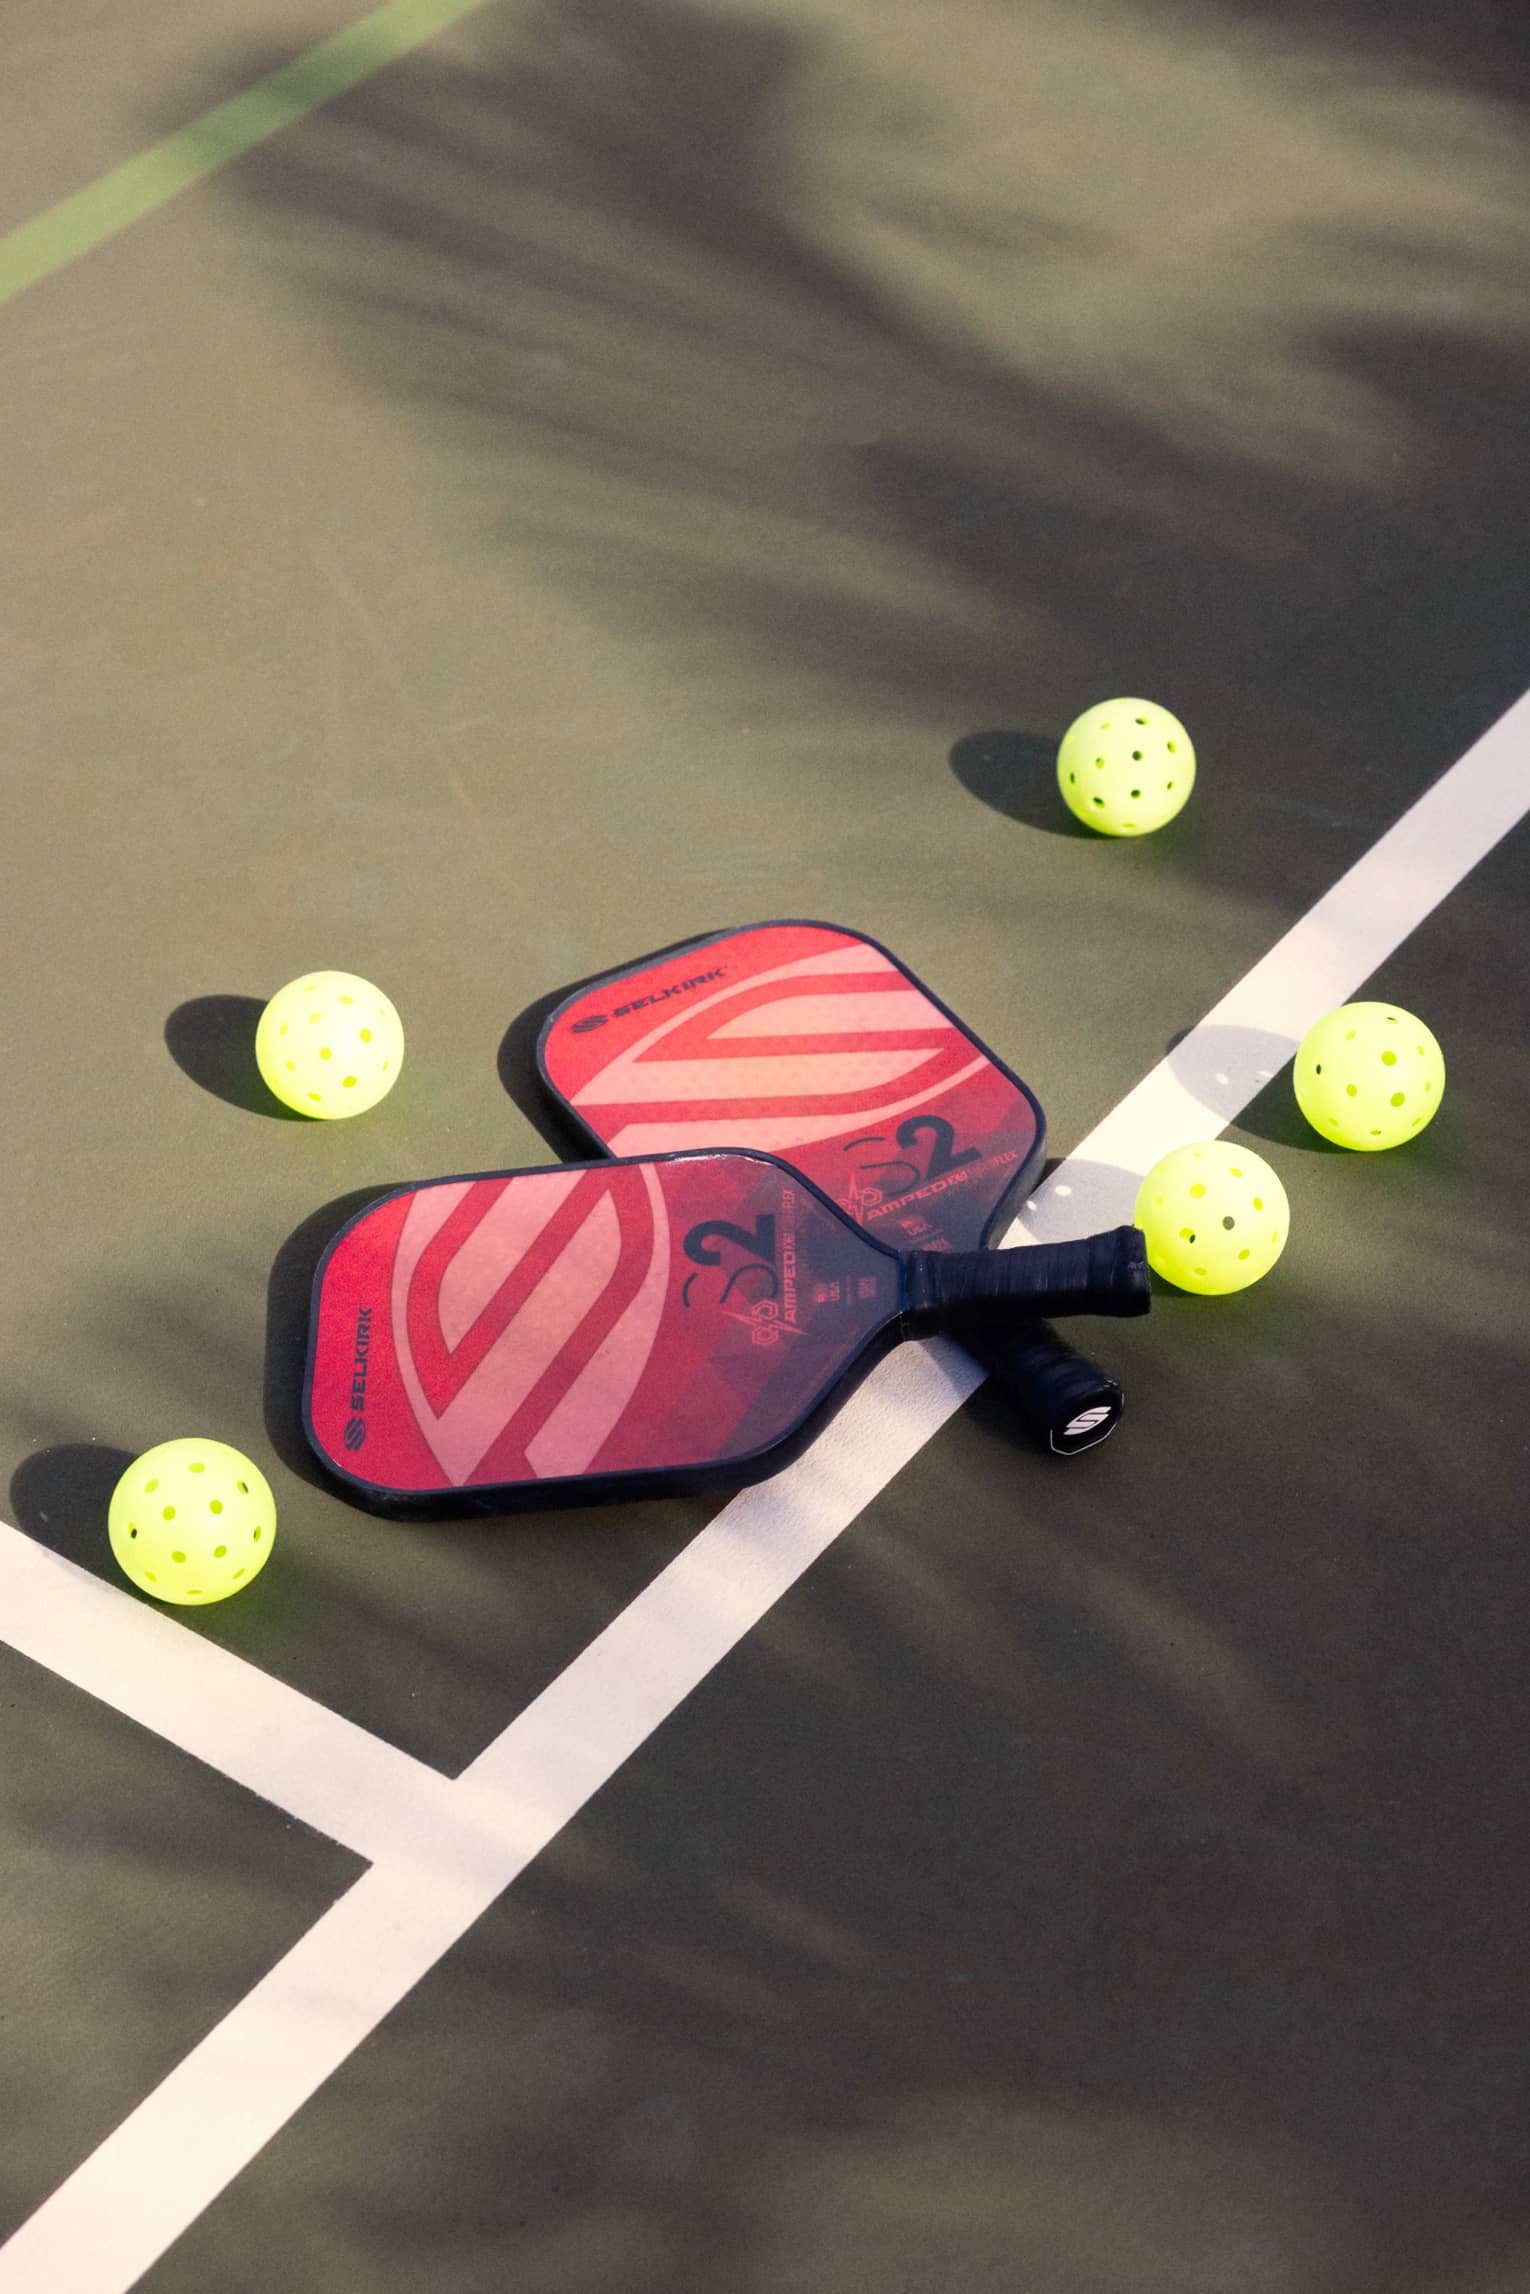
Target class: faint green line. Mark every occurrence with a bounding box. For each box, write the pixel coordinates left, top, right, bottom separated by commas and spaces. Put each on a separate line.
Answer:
0, 0, 498, 307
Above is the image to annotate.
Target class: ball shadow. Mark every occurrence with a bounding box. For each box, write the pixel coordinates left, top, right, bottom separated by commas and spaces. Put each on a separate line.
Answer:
949, 729, 1095, 837
1163, 1024, 1345, 1154
10, 1444, 137, 1567
165, 995, 301, 1119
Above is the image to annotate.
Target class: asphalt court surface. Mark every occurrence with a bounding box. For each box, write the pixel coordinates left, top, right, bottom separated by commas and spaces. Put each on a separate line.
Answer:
3, 0, 1530, 2285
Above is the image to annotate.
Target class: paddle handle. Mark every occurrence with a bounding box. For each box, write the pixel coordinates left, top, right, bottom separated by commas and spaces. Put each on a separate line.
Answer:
961, 1321, 1125, 1454
902, 1226, 1151, 1326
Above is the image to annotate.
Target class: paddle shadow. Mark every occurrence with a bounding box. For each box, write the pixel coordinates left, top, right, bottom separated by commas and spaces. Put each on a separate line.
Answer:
496, 926, 737, 1153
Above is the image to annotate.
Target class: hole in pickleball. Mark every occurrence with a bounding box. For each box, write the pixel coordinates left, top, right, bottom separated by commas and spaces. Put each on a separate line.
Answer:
1222, 1215, 1235, 1229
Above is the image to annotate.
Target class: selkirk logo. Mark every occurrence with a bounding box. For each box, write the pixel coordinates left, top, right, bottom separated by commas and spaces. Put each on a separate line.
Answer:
567, 967, 726, 1034
346, 1304, 373, 1446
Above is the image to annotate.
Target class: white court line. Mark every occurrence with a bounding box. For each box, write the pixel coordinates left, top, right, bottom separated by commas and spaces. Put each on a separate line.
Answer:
1, 689, 1527, 2292
0, 1523, 451, 1864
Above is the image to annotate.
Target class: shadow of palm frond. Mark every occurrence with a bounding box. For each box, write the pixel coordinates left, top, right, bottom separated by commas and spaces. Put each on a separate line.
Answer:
185, 0, 1530, 760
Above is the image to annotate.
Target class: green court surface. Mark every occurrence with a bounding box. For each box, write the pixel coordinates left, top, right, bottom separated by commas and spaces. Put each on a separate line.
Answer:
3, 0, 1529, 2287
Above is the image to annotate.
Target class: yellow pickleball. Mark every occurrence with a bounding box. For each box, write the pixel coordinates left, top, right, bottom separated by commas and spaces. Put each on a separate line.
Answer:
108, 1439, 276, 1604
1057, 698, 1195, 836
1134, 1142, 1289, 1296
255, 970, 403, 1118
1293, 1003, 1444, 1150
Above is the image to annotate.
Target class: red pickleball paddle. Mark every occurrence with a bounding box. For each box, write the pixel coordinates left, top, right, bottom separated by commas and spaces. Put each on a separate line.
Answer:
539, 922, 1127, 1454
305, 1148, 1146, 1512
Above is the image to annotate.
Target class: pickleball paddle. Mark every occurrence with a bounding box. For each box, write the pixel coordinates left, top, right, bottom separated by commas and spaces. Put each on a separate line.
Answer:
304, 1148, 1147, 1512
538, 922, 1126, 1453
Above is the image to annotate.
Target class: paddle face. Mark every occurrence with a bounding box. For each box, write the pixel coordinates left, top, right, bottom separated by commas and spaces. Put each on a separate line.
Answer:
305, 1151, 897, 1508
539, 923, 1045, 1253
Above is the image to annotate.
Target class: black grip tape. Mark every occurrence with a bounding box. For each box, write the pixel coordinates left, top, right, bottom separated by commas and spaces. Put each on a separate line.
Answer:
961, 1322, 1124, 1454
902, 1226, 1151, 1326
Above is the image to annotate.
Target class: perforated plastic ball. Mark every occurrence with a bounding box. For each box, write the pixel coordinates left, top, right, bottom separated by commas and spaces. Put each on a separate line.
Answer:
1293, 1002, 1444, 1150
1057, 698, 1195, 836
255, 970, 403, 1118
108, 1439, 276, 1604
1134, 1142, 1289, 1296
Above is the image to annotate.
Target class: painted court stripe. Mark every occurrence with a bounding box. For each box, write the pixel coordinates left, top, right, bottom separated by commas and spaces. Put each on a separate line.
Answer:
0, 1522, 451, 1864
0, 1352, 974, 2294
1, 691, 1527, 2293
0, 0, 496, 309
